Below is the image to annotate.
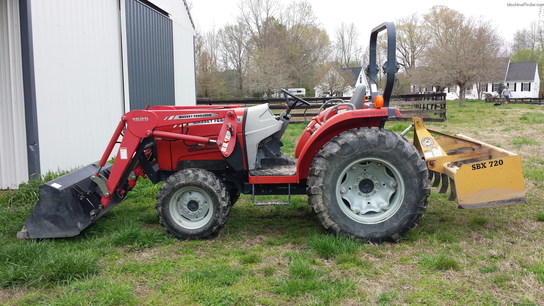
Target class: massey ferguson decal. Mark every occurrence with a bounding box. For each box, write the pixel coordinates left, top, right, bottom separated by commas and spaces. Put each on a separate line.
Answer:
190, 118, 225, 125
165, 113, 220, 121
162, 113, 242, 126
189, 116, 243, 126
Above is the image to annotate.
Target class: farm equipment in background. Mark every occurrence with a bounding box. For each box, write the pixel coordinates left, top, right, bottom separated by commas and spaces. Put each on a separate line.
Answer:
17, 22, 526, 243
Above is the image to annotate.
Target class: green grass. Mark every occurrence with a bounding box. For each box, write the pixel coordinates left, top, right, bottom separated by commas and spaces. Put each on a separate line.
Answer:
103, 222, 175, 251
273, 252, 355, 303
513, 137, 540, 148
378, 291, 399, 305
479, 265, 499, 274
1, 99, 544, 305
307, 233, 364, 259
519, 112, 544, 124
419, 253, 461, 271
0, 241, 100, 288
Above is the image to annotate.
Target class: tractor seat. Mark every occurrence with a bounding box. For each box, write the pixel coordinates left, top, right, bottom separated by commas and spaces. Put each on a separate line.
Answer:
349, 85, 368, 109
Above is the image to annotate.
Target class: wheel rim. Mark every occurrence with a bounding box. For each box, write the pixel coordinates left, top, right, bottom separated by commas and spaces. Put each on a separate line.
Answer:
336, 158, 404, 224
169, 186, 213, 229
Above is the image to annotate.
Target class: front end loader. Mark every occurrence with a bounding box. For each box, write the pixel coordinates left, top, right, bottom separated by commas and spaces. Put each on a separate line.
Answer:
17, 22, 526, 243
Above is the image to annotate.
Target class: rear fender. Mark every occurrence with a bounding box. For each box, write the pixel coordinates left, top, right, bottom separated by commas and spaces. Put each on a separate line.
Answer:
296, 108, 391, 179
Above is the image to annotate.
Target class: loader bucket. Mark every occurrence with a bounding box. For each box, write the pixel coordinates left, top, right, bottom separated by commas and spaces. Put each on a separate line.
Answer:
412, 118, 526, 208
17, 162, 124, 239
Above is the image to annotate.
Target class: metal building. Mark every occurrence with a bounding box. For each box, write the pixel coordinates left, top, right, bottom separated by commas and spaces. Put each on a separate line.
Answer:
0, 0, 196, 189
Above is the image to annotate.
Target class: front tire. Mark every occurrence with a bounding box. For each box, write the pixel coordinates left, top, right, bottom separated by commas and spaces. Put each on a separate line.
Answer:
156, 168, 230, 239
307, 127, 430, 243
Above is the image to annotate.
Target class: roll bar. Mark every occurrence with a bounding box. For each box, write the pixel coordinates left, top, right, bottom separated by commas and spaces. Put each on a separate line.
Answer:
367, 22, 398, 108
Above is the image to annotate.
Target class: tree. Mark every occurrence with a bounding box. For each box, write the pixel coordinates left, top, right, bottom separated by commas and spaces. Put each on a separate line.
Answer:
195, 29, 227, 98
332, 22, 363, 67
512, 28, 536, 52
511, 48, 544, 92
244, 17, 290, 96
395, 13, 426, 76
471, 18, 504, 99
314, 64, 355, 97
510, 15, 544, 93
238, 0, 280, 50
511, 21, 543, 52
281, 1, 330, 88
420, 6, 501, 106
237, 0, 330, 96
219, 22, 249, 97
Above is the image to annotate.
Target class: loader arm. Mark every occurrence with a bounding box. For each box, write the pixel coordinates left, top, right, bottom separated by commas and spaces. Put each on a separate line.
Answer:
93, 107, 240, 208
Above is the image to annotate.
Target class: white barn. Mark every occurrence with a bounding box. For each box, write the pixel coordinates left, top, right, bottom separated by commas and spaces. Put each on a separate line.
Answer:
0, 0, 196, 189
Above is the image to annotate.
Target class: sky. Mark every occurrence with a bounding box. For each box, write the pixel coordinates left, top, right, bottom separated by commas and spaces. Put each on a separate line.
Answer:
188, 0, 543, 47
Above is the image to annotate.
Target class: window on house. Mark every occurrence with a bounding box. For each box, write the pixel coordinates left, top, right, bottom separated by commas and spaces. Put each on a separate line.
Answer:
491, 84, 500, 92
492, 83, 500, 92
522, 83, 531, 91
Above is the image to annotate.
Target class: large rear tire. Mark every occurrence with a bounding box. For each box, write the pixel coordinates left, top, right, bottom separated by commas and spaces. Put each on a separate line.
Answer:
156, 169, 230, 239
307, 127, 430, 243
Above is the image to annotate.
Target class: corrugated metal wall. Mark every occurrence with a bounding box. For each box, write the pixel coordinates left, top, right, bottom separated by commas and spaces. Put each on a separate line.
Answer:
126, 0, 175, 110
1, 0, 195, 187
147, 0, 197, 106
0, 0, 29, 189
30, 0, 125, 174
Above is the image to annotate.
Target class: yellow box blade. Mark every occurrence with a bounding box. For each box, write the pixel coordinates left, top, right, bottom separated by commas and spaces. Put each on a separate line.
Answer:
412, 117, 526, 208
451, 155, 526, 208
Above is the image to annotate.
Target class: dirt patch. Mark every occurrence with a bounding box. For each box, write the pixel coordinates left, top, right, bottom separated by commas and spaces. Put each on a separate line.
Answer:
0, 189, 13, 198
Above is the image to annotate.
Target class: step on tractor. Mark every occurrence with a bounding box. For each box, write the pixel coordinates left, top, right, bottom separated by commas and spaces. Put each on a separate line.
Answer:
17, 23, 526, 243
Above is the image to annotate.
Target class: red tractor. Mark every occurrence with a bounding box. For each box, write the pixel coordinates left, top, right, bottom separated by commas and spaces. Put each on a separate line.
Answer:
18, 23, 525, 243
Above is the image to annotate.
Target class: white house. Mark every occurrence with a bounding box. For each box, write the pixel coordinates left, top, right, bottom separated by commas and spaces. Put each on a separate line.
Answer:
314, 67, 368, 97
0, 0, 196, 189
443, 59, 541, 100
504, 61, 541, 98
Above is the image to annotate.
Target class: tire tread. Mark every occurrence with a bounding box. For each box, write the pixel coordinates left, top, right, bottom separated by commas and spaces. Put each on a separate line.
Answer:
307, 127, 430, 243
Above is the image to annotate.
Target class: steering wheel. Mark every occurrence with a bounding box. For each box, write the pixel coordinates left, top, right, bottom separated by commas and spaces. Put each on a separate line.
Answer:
281, 89, 311, 110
